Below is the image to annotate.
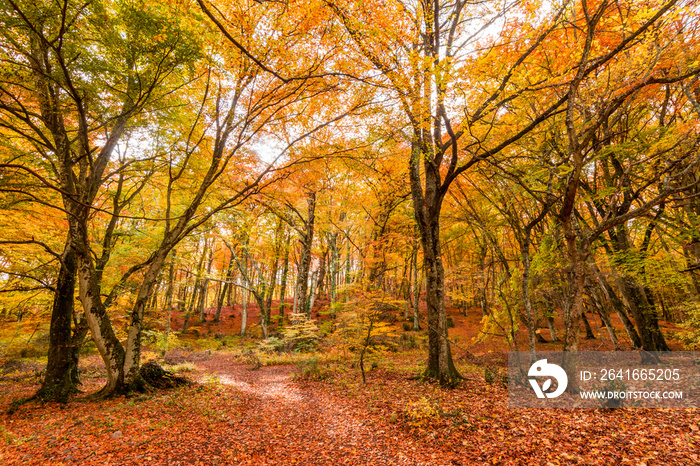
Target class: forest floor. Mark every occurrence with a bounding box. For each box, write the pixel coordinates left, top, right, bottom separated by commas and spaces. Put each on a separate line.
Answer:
0, 301, 697, 465
1, 348, 699, 466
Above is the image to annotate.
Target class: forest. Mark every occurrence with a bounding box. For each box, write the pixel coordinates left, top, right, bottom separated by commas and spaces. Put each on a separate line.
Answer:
0, 0, 699, 464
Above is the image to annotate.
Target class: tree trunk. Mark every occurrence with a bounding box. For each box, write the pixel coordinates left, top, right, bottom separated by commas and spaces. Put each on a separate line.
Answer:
329, 232, 339, 311
520, 230, 536, 362
307, 270, 319, 317
215, 255, 234, 322
296, 191, 316, 315
240, 276, 248, 336
589, 287, 620, 349
614, 275, 670, 351
590, 262, 642, 348
164, 252, 176, 336
199, 247, 214, 322
262, 252, 280, 339
316, 249, 327, 300
419, 220, 460, 386
408, 136, 460, 386
561, 226, 587, 354
344, 242, 351, 302
278, 238, 290, 328
546, 315, 559, 343
403, 249, 413, 320
36, 242, 84, 402
412, 238, 421, 331
609, 227, 669, 351
582, 312, 596, 339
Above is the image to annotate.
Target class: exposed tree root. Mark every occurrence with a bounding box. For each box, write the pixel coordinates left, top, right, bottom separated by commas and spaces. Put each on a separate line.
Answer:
139, 360, 191, 390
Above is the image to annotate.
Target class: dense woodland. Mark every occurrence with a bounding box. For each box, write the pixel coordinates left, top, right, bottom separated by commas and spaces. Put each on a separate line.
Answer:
0, 0, 699, 412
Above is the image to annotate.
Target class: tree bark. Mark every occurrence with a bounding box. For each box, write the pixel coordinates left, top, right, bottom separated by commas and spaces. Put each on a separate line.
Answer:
296, 192, 316, 315
590, 262, 642, 348
520, 229, 536, 362
412, 239, 420, 331
164, 252, 176, 336
278, 237, 290, 328
199, 246, 214, 322
609, 227, 669, 351
215, 255, 234, 322
240, 276, 248, 336
36, 242, 84, 402
410, 139, 460, 385
329, 231, 339, 312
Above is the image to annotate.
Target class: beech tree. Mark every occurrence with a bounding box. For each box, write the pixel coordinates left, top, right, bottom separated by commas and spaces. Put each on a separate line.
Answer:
0, 0, 202, 399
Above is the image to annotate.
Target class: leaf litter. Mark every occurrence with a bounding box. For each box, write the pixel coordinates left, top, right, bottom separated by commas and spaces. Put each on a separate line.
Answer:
0, 352, 697, 465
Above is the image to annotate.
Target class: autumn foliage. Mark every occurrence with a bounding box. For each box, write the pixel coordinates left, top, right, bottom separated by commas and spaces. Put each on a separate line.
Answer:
1, 0, 699, 463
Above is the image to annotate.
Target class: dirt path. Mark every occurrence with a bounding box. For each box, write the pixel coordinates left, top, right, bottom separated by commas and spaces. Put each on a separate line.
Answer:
195, 358, 441, 466
1, 355, 453, 466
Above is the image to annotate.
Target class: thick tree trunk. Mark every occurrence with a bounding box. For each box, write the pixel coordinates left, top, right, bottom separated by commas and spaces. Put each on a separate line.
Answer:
36, 242, 83, 402
76, 266, 127, 395
614, 275, 670, 351
561, 221, 587, 355
559, 216, 588, 394
420, 221, 460, 386
123, 251, 170, 388
408, 138, 459, 386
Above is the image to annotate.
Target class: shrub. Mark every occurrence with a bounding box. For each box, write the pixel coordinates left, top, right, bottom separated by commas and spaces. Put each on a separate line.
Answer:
294, 357, 331, 381
258, 313, 321, 353
404, 397, 440, 426
142, 329, 180, 352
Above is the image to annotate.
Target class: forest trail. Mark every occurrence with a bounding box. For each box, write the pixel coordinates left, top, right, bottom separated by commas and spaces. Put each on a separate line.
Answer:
196, 357, 441, 466
3, 352, 700, 465
1, 355, 451, 466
